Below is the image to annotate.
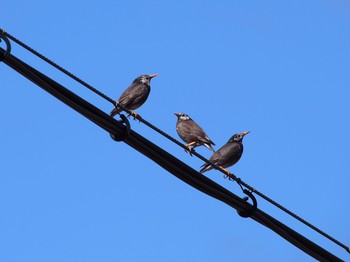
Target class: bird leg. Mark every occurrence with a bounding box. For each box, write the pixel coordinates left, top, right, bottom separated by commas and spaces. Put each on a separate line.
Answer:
128, 111, 142, 121
219, 166, 234, 180
185, 141, 196, 156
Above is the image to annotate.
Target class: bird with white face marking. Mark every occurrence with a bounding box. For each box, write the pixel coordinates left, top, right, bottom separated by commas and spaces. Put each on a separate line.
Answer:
174, 113, 215, 155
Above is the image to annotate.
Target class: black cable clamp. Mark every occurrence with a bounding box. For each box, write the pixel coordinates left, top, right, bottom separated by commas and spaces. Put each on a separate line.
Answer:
110, 113, 131, 142
0, 29, 11, 62
235, 179, 258, 218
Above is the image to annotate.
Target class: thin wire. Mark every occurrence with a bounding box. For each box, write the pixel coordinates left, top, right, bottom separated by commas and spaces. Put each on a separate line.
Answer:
2, 30, 116, 105
2, 29, 237, 185
118, 105, 235, 171
2, 46, 344, 260
239, 180, 349, 253
119, 106, 350, 252
3, 29, 348, 254
113, 112, 350, 254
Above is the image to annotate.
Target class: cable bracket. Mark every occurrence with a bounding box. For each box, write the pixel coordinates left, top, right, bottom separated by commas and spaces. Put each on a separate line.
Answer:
237, 188, 258, 218
110, 113, 131, 141
0, 29, 11, 62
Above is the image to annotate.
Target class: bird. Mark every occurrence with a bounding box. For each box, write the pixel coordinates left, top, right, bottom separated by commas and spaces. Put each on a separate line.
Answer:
200, 131, 250, 177
174, 113, 215, 154
110, 74, 158, 118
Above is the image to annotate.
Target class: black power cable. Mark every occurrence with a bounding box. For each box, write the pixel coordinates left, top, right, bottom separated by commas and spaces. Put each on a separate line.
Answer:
2, 30, 115, 104
0, 46, 345, 261
3, 29, 347, 254
2, 29, 349, 255
1, 29, 349, 258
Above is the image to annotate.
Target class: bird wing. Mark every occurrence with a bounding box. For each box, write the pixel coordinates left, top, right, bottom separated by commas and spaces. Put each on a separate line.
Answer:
176, 120, 198, 143
118, 82, 149, 108
188, 120, 215, 145
200, 142, 243, 172
202, 142, 233, 167
199, 149, 222, 172
217, 142, 243, 168
208, 149, 222, 164
198, 133, 215, 146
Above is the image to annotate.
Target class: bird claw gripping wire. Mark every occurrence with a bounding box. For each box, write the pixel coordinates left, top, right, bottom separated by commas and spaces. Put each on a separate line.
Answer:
0, 29, 11, 62
128, 111, 140, 120
184, 146, 195, 156
237, 188, 258, 218
110, 113, 131, 141
225, 172, 236, 181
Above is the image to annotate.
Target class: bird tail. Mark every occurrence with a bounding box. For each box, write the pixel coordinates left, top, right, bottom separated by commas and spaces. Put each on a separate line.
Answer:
110, 107, 121, 117
204, 143, 215, 153
200, 163, 212, 173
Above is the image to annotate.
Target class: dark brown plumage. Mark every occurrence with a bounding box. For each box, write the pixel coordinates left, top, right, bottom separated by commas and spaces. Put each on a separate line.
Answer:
200, 131, 250, 176
110, 74, 157, 117
175, 113, 215, 153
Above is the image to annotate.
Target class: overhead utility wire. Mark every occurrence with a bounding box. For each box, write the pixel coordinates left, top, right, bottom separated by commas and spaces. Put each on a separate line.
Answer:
2, 30, 348, 254
1, 31, 245, 180
3, 30, 348, 255
1, 30, 349, 255
0, 46, 345, 262
2, 30, 115, 104
113, 108, 350, 255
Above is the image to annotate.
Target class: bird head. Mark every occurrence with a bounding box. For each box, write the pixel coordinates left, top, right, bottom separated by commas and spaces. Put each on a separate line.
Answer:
174, 113, 191, 121
135, 74, 158, 85
228, 131, 250, 143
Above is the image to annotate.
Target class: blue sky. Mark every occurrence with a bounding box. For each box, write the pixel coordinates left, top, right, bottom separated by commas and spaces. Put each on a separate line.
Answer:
1, 1, 350, 261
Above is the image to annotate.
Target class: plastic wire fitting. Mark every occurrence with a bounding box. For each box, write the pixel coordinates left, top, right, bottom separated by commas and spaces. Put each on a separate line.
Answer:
110, 113, 131, 141
234, 177, 258, 218
0, 30, 11, 62
237, 189, 258, 218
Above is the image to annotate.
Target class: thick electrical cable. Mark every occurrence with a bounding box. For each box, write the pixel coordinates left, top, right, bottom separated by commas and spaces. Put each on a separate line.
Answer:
1, 31, 349, 258
1, 29, 115, 105
0, 46, 345, 261
1, 30, 348, 254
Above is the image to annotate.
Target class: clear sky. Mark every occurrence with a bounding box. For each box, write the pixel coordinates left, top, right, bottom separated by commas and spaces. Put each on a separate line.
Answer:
1, 1, 350, 261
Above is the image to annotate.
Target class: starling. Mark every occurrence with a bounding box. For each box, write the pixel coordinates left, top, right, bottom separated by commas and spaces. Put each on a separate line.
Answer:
200, 131, 250, 176
174, 113, 215, 154
110, 74, 157, 117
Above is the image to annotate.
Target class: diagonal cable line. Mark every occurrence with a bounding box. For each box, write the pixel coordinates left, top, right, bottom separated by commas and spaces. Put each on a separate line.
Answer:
1, 29, 243, 182
106, 106, 350, 254
2, 29, 116, 105
0, 46, 345, 261
1, 29, 349, 255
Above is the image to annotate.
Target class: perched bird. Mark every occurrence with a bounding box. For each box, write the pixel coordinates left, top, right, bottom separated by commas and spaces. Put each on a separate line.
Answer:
110, 74, 158, 117
200, 131, 250, 177
174, 113, 215, 154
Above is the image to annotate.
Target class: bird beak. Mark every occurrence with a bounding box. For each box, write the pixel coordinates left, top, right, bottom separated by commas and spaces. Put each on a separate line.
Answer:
243, 131, 250, 136
149, 74, 158, 78
174, 113, 180, 117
